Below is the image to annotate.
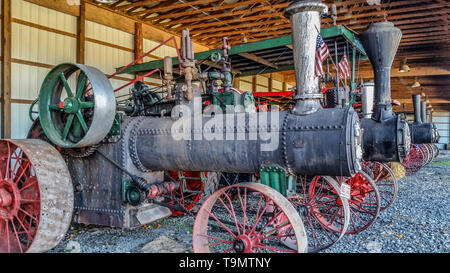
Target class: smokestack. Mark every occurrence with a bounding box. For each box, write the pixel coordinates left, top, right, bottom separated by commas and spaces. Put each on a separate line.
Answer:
421, 101, 427, 123
360, 21, 402, 121
284, 0, 328, 115
412, 94, 422, 124
361, 81, 375, 118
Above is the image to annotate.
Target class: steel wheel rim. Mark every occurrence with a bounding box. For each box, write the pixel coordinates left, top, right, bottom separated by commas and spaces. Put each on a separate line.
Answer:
193, 182, 307, 253
0, 139, 73, 253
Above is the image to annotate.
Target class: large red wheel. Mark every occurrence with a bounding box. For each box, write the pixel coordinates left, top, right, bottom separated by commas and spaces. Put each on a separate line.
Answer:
423, 144, 434, 165
418, 144, 431, 167
289, 176, 349, 252
363, 162, 398, 211
431, 144, 439, 160
402, 144, 425, 175
193, 183, 307, 253
0, 139, 73, 253
333, 170, 381, 234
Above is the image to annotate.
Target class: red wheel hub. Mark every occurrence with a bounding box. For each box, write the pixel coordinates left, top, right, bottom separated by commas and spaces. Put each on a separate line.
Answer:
0, 180, 21, 220
234, 233, 260, 253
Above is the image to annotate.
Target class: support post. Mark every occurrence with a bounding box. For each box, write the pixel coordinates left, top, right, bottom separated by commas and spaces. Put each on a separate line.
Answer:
135, 22, 143, 64
77, 0, 86, 64
233, 77, 240, 89
268, 74, 273, 92
1, 0, 11, 138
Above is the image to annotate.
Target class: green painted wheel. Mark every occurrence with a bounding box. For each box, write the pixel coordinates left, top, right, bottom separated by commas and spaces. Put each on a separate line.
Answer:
38, 63, 116, 148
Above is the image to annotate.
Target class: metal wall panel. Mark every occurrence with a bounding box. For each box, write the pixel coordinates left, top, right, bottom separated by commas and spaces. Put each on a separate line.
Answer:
273, 80, 283, 90
86, 20, 133, 49
240, 81, 252, 92
143, 38, 178, 59
11, 63, 50, 100
85, 41, 134, 76
11, 103, 33, 139
12, 22, 77, 65
12, 0, 77, 34
432, 112, 449, 149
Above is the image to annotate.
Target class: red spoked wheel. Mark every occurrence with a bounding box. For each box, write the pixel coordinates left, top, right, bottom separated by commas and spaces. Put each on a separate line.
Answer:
289, 176, 349, 252
333, 170, 381, 234
363, 162, 398, 211
193, 183, 307, 253
402, 144, 425, 175
418, 145, 431, 167
431, 144, 440, 160
422, 144, 434, 165
168, 171, 205, 216
0, 139, 73, 253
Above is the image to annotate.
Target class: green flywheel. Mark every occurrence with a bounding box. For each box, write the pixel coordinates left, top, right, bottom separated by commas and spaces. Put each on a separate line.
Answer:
38, 63, 116, 148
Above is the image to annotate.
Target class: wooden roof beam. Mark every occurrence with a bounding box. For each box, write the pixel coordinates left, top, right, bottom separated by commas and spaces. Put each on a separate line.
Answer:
117, 0, 162, 12
238, 52, 278, 69
145, 0, 270, 21
128, 0, 219, 16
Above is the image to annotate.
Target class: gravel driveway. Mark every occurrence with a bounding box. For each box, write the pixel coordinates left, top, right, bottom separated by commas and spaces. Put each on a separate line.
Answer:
48, 150, 450, 253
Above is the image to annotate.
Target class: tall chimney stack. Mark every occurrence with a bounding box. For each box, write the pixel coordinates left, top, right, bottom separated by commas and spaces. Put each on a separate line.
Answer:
412, 94, 422, 124
284, 0, 328, 115
360, 21, 402, 121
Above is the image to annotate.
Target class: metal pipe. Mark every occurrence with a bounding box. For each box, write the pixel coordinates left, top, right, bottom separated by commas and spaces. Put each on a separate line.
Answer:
421, 101, 427, 123
164, 56, 173, 100
284, 0, 328, 115
412, 94, 422, 124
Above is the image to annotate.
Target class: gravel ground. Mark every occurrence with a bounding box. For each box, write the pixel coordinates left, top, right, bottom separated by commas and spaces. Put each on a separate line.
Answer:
48, 150, 450, 253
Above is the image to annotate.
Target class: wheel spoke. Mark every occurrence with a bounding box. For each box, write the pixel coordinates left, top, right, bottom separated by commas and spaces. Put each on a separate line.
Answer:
13, 161, 30, 184
217, 196, 241, 235
11, 220, 24, 253
198, 234, 233, 245
204, 209, 237, 239
76, 111, 89, 133
49, 104, 62, 111
79, 101, 94, 109
18, 208, 39, 223
59, 72, 74, 97
62, 114, 75, 141
76, 73, 87, 99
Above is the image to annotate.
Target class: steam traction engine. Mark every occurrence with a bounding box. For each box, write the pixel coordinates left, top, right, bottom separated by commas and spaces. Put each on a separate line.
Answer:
0, 0, 365, 253
401, 94, 440, 174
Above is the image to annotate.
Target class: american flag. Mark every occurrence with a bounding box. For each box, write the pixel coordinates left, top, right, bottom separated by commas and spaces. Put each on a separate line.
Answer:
339, 48, 351, 79
315, 34, 330, 77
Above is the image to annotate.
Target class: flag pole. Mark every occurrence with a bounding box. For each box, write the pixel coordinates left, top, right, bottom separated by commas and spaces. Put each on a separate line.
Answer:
314, 25, 347, 89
